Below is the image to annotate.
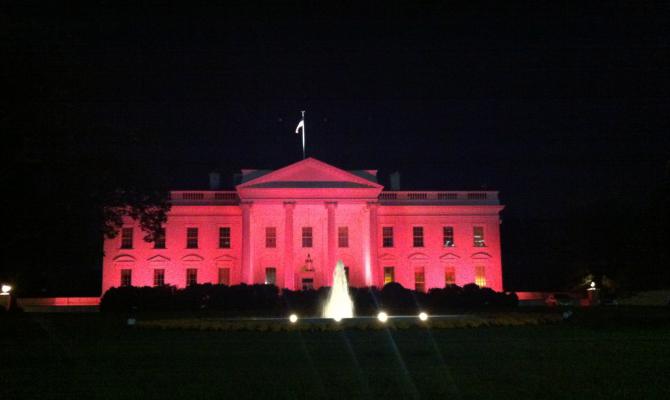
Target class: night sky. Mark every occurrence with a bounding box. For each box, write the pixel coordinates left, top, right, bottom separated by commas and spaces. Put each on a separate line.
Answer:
2, 1, 669, 294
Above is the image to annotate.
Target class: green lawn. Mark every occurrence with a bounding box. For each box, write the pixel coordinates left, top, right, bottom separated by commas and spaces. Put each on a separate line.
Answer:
1, 309, 670, 400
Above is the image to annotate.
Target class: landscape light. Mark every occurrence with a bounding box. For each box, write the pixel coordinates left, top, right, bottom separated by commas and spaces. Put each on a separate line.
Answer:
418, 312, 429, 321
333, 316, 342, 322
289, 314, 298, 323
377, 311, 388, 323
1, 284, 11, 295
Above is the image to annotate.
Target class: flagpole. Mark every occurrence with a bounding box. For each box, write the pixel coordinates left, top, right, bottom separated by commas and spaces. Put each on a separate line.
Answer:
301, 110, 306, 159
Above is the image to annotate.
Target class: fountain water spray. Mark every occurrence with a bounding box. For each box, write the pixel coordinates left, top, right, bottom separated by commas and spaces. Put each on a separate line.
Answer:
323, 260, 354, 320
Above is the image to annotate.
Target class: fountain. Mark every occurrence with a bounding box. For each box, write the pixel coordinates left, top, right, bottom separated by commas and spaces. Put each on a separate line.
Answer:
322, 260, 354, 320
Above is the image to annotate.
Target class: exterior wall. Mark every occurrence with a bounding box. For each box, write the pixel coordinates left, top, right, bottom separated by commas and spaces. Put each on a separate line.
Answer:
101, 205, 242, 294
102, 202, 503, 293
101, 159, 505, 293
376, 205, 503, 291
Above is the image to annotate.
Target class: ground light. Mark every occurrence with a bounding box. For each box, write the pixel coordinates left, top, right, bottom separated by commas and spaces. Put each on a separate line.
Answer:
377, 311, 388, 323
418, 312, 429, 321
1, 284, 11, 295
289, 314, 298, 323
333, 316, 342, 322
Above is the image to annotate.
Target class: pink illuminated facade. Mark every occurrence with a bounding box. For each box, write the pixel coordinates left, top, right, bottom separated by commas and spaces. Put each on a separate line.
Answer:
102, 158, 504, 294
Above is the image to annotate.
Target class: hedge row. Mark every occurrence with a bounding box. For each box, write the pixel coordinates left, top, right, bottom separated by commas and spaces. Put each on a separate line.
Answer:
137, 313, 559, 332
100, 282, 518, 315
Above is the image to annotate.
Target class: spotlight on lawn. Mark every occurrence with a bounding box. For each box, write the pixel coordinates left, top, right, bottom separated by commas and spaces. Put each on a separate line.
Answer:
289, 314, 298, 323
418, 312, 429, 321
377, 311, 388, 323
1, 284, 11, 295
333, 316, 342, 322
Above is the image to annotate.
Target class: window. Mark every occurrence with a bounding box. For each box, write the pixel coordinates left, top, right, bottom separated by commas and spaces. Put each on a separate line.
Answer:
338, 227, 349, 248
186, 268, 198, 286
302, 227, 313, 248
383, 267, 395, 285
382, 227, 394, 247
265, 267, 277, 285
121, 228, 133, 249
473, 226, 485, 247
413, 226, 424, 247
302, 278, 314, 291
154, 228, 166, 249
344, 266, 350, 282
265, 227, 277, 248
120, 269, 132, 287
218, 268, 230, 285
475, 266, 486, 287
186, 228, 199, 249
443, 226, 454, 247
153, 269, 165, 287
445, 266, 456, 285
415, 267, 425, 292
219, 227, 231, 248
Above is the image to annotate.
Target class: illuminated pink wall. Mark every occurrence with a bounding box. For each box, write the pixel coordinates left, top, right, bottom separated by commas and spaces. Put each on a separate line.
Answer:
102, 158, 504, 294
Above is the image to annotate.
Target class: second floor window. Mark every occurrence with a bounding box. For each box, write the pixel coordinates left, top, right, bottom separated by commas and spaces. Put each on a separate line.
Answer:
186, 228, 199, 249
121, 228, 133, 249
338, 227, 349, 248
302, 227, 313, 248
413, 226, 424, 247
382, 227, 394, 247
219, 227, 231, 248
154, 228, 166, 249
443, 226, 454, 247
473, 226, 485, 247
265, 227, 277, 248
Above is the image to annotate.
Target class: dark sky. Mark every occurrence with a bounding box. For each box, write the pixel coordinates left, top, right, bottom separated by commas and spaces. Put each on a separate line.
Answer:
3, 1, 669, 292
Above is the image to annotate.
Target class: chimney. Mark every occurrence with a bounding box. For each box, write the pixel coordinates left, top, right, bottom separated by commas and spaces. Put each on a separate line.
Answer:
208, 171, 221, 190
390, 171, 401, 191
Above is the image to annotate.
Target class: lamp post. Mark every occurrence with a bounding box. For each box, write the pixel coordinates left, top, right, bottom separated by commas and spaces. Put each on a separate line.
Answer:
1, 284, 13, 311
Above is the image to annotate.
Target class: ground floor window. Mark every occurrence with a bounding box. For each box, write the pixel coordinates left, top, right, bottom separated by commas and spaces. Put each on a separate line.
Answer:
475, 265, 486, 287
344, 266, 350, 282
153, 269, 165, 287
445, 266, 456, 285
265, 267, 277, 285
415, 267, 425, 292
218, 268, 230, 285
186, 268, 198, 286
302, 278, 314, 290
120, 269, 132, 287
383, 266, 395, 285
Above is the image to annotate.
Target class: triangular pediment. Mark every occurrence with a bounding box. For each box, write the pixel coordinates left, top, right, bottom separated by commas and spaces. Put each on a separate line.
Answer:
439, 252, 461, 261
147, 255, 171, 263
237, 158, 382, 190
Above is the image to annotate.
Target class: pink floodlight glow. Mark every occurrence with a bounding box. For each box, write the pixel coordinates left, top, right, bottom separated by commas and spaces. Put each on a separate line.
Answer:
102, 158, 504, 294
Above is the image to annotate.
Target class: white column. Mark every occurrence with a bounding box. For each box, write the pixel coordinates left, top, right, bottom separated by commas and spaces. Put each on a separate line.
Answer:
367, 202, 379, 287
283, 202, 295, 290
325, 202, 337, 286
240, 202, 253, 284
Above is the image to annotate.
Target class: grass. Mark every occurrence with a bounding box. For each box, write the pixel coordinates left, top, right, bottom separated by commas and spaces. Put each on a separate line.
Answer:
1, 308, 670, 399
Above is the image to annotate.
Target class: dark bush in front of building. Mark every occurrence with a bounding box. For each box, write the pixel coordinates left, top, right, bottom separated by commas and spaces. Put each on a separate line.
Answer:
100, 283, 518, 314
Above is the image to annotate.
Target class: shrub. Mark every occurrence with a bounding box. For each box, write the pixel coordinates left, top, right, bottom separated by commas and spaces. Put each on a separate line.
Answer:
101, 282, 518, 315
